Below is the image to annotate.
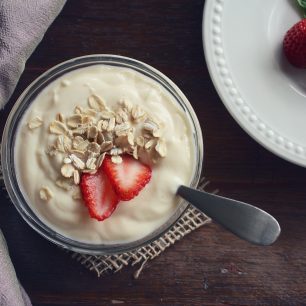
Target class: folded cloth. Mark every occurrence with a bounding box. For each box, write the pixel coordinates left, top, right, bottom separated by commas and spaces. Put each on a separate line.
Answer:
0, 0, 66, 304
0, 0, 66, 108
0, 232, 31, 306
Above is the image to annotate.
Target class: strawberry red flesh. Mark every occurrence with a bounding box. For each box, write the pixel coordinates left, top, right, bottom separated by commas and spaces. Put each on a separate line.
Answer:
102, 154, 152, 201
80, 167, 119, 221
283, 19, 306, 68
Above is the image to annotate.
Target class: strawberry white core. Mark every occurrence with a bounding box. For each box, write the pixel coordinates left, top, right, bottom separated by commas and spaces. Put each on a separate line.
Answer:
115, 159, 143, 188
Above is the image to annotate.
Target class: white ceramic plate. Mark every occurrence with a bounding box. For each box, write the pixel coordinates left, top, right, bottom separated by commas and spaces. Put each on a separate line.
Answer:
203, 0, 306, 166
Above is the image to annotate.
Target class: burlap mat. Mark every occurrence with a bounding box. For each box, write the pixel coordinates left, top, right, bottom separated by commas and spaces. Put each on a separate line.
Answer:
0, 161, 216, 278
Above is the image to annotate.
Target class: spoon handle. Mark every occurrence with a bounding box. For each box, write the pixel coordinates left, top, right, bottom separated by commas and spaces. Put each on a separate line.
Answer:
177, 185, 280, 245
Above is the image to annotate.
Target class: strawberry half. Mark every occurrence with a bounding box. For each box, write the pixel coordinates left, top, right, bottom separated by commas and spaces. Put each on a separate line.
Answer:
283, 19, 306, 68
80, 167, 119, 221
102, 154, 152, 201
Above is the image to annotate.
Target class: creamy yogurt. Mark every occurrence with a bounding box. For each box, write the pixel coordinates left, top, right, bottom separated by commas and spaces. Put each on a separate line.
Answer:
14, 65, 195, 244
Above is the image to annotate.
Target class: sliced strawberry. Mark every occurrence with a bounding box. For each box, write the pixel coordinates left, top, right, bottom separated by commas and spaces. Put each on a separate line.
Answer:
102, 154, 152, 201
80, 167, 119, 221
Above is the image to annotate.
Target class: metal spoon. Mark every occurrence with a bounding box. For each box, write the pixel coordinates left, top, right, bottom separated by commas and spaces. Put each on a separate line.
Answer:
177, 185, 280, 245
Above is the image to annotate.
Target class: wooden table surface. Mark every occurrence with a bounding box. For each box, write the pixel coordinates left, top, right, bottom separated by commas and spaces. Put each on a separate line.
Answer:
1, 1, 306, 305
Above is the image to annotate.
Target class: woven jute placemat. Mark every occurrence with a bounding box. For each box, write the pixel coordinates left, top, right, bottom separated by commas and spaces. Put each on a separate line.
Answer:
0, 160, 216, 278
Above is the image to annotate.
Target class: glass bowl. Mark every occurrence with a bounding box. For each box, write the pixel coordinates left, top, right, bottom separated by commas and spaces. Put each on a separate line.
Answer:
1, 55, 203, 255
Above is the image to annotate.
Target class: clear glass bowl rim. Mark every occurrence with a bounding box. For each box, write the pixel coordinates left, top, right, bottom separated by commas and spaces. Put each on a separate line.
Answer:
1, 54, 204, 255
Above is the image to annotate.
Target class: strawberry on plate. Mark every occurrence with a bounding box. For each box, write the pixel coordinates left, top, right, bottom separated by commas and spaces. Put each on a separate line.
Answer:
283, 18, 306, 68
80, 166, 119, 221
102, 154, 152, 201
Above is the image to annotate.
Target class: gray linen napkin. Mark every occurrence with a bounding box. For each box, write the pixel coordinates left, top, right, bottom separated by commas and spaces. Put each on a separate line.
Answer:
0, 232, 31, 306
0, 0, 66, 305
0, 0, 66, 108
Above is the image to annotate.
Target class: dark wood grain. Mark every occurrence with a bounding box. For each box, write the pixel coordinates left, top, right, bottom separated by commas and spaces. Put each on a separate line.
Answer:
1, 0, 306, 305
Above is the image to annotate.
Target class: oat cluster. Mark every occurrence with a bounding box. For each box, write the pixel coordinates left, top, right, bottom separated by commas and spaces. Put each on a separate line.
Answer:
28, 94, 167, 201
